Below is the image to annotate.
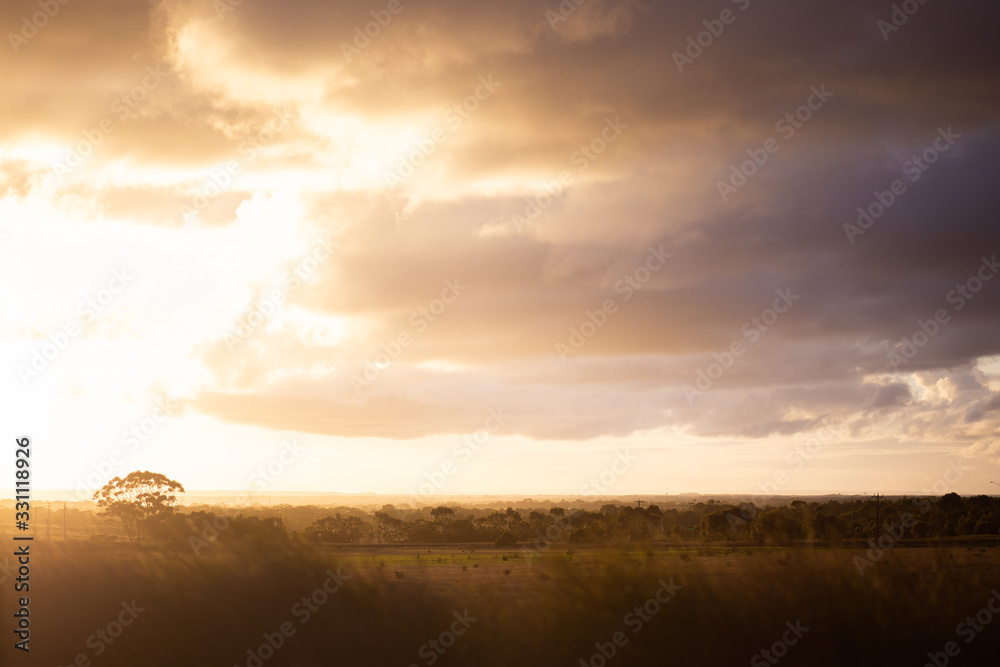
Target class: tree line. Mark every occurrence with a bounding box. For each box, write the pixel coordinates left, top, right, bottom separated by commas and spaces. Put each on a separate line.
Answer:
90, 473, 1000, 547
294, 493, 1000, 545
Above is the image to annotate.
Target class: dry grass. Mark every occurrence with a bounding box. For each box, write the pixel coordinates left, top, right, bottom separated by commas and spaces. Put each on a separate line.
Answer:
3, 540, 998, 666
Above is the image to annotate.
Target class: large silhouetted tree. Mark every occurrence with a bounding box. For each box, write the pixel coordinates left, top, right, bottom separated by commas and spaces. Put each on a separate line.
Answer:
93, 470, 185, 543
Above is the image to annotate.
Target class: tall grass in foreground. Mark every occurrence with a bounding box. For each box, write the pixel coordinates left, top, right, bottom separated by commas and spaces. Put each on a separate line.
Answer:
3, 540, 998, 666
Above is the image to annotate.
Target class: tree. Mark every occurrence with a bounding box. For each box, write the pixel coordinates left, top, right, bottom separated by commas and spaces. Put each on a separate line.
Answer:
495, 531, 517, 547
812, 513, 848, 541
306, 514, 370, 543
431, 506, 455, 545
373, 511, 405, 543
93, 471, 185, 543
527, 510, 548, 534
701, 509, 738, 541
938, 492, 964, 514
753, 508, 803, 545
503, 507, 522, 532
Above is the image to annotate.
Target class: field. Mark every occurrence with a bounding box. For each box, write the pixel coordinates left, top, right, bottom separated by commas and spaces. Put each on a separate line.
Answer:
4, 538, 999, 666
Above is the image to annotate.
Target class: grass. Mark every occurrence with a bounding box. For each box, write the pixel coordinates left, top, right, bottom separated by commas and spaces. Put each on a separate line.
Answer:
3, 539, 998, 666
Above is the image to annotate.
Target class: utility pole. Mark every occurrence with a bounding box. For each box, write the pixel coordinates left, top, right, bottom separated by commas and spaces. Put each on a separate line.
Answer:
873, 493, 882, 541
635, 500, 645, 509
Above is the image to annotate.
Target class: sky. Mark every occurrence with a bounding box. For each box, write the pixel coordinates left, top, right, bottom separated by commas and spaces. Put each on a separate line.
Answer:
2, 0, 999, 501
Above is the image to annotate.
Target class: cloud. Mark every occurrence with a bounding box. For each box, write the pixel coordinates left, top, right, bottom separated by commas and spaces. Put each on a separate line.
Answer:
3, 0, 999, 465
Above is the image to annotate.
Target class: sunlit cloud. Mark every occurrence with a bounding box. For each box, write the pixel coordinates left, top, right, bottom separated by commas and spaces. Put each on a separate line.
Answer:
2, 0, 999, 494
